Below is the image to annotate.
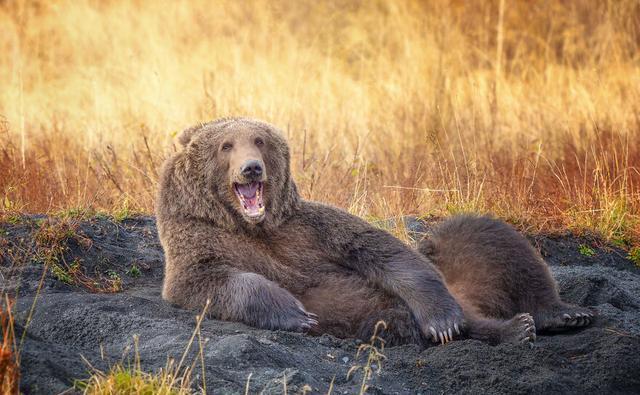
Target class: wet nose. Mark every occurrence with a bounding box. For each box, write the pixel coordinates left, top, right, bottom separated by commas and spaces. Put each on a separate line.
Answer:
240, 160, 263, 179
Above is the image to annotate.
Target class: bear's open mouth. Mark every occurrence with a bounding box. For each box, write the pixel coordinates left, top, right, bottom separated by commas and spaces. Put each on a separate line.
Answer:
233, 181, 265, 219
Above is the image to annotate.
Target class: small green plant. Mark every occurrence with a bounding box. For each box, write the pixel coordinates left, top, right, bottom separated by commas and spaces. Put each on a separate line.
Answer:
127, 265, 141, 278
55, 207, 97, 220
112, 198, 134, 222
612, 236, 631, 249
5, 214, 22, 225
94, 211, 111, 221
75, 363, 187, 395
578, 244, 596, 257
105, 271, 123, 292
628, 247, 640, 267
51, 263, 73, 284
47, 256, 81, 286
106, 270, 119, 280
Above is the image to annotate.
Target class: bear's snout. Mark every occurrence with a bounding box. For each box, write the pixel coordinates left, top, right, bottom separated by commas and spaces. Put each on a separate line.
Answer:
240, 159, 264, 181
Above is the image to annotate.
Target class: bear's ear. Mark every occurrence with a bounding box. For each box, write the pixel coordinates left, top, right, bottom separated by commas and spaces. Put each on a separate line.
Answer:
177, 124, 203, 147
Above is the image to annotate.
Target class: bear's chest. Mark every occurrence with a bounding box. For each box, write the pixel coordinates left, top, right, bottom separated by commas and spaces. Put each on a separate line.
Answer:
255, 229, 349, 284
267, 233, 336, 270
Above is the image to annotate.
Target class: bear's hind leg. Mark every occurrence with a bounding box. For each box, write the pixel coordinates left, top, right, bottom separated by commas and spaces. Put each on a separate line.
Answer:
455, 294, 536, 346
466, 313, 536, 346
532, 302, 596, 332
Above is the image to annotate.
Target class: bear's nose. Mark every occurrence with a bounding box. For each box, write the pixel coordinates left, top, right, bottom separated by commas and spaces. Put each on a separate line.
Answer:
240, 160, 263, 179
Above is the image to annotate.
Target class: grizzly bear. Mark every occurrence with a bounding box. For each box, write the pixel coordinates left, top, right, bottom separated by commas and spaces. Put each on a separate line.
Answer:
156, 117, 591, 346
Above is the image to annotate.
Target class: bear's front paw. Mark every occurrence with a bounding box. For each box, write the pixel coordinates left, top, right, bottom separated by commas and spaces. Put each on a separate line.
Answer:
237, 273, 318, 332
416, 303, 465, 345
277, 305, 319, 332
250, 283, 319, 332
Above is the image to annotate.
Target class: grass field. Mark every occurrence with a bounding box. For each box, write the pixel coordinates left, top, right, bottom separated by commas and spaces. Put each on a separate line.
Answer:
1, 0, 639, 243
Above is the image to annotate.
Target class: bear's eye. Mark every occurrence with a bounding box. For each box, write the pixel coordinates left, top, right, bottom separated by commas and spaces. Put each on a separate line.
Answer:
254, 137, 264, 147
221, 142, 233, 152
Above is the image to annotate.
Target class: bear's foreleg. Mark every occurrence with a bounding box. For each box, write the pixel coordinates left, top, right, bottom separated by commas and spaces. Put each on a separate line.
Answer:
164, 263, 317, 332
310, 207, 465, 344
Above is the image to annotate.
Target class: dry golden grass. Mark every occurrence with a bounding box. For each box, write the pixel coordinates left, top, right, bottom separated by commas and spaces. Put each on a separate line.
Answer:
0, 297, 19, 395
1, 0, 639, 242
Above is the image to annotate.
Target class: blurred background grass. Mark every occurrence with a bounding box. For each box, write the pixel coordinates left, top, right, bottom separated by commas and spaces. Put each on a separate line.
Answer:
0, 0, 639, 242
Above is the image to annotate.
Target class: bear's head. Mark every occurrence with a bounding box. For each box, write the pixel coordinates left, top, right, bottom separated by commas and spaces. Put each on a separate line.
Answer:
158, 117, 300, 231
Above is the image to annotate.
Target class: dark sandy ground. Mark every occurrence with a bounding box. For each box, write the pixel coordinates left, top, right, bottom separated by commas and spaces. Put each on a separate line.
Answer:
1, 215, 639, 394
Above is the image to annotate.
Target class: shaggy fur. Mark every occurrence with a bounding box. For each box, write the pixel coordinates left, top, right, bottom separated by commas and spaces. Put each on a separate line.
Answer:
418, 214, 596, 344
156, 117, 466, 346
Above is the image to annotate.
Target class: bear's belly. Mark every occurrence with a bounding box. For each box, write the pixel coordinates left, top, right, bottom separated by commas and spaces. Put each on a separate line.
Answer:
298, 273, 395, 339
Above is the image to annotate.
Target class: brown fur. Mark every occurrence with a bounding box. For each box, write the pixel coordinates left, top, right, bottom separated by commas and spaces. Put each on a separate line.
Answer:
418, 214, 596, 344
156, 117, 464, 347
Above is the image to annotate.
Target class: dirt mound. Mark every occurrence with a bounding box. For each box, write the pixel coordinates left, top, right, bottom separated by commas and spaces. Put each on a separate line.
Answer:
1, 215, 639, 394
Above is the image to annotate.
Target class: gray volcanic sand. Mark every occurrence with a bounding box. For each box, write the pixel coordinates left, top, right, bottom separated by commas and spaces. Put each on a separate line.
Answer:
1, 215, 639, 394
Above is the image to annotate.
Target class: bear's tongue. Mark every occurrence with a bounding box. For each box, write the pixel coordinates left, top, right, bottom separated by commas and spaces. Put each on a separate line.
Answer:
235, 181, 264, 217
237, 182, 259, 198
